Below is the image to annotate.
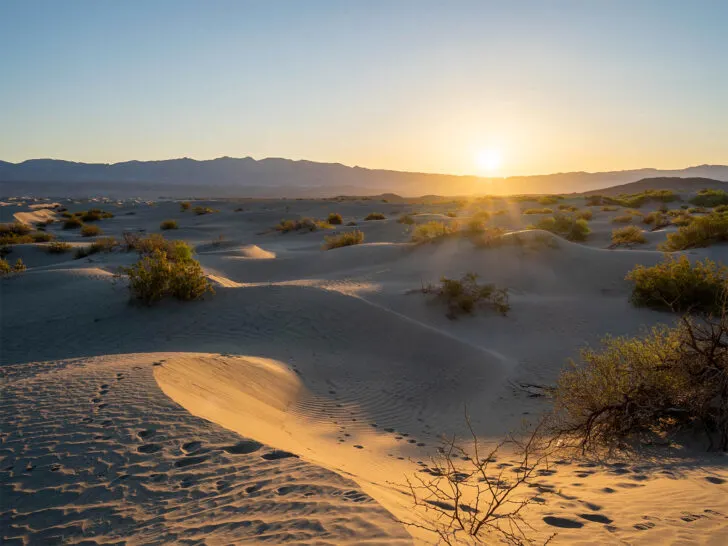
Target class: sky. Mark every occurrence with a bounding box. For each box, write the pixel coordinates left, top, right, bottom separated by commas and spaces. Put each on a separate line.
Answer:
1, 0, 727, 177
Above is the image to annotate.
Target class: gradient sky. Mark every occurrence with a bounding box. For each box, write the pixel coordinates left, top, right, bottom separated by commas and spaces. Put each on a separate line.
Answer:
1, 0, 727, 176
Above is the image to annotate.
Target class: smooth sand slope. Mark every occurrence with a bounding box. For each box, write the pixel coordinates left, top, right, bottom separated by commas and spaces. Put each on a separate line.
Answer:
2, 194, 728, 544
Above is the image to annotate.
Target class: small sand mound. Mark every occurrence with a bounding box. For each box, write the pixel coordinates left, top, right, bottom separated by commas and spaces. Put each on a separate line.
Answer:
14, 208, 57, 225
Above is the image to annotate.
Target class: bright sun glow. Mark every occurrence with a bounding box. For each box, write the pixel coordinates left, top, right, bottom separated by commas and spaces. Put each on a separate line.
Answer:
475, 148, 502, 174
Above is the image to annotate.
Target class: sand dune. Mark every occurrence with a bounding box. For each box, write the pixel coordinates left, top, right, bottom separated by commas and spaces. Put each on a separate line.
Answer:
2, 194, 728, 544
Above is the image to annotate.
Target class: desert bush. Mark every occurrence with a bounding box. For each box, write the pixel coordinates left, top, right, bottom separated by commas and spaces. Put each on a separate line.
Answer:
63, 217, 84, 230
0, 223, 31, 237
643, 211, 669, 228
603, 189, 679, 208
180, 201, 191, 211
411, 221, 458, 243
0, 258, 26, 275
398, 214, 415, 225
422, 272, 509, 318
365, 212, 386, 220
346, 220, 358, 226
659, 213, 728, 251
323, 230, 364, 249
31, 231, 54, 242
193, 206, 216, 215
558, 204, 578, 212
688, 207, 707, 214
690, 189, 728, 208
46, 241, 73, 254
716, 205, 728, 213
586, 195, 604, 206
327, 212, 343, 225
611, 214, 633, 224
75, 236, 119, 259
81, 224, 102, 237
532, 214, 590, 241
575, 209, 593, 221
276, 217, 330, 232
626, 255, 727, 313
523, 208, 552, 215
553, 310, 728, 451
611, 225, 646, 247
601, 205, 619, 211
536, 195, 560, 205
670, 212, 694, 227
120, 249, 213, 305
160, 219, 178, 230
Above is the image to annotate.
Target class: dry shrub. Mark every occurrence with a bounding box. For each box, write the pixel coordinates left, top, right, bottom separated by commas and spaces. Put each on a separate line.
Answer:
522, 208, 553, 215
323, 230, 364, 249
411, 221, 458, 243
553, 308, 728, 450
659, 213, 728, 251
0, 258, 26, 275
160, 219, 178, 230
327, 212, 343, 225
626, 255, 727, 314
81, 224, 102, 237
531, 214, 590, 242
611, 225, 646, 247
180, 201, 191, 211
276, 218, 330, 232
643, 211, 669, 228
690, 189, 728, 208
75, 236, 120, 259
46, 241, 73, 254
422, 272, 509, 318
193, 206, 216, 215
398, 214, 416, 225
611, 214, 633, 224
365, 212, 386, 220
574, 209, 593, 221
63, 217, 83, 229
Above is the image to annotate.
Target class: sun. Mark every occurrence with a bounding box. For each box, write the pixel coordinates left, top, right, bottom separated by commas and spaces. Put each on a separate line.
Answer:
475, 148, 502, 174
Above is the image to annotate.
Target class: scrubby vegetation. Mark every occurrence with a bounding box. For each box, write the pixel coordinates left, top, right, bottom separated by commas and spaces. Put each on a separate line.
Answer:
0, 223, 55, 244
659, 213, 728, 251
575, 209, 593, 221
193, 206, 216, 215
536, 195, 561, 205
523, 208, 553, 215
398, 214, 415, 225
553, 309, 728, 450
411, 221, 458, 243
79, 208, 114, 222
323, 230, 364, 249
276, 218, 331, 232
611, 225, 646, 247
531, 214, 590, 241
180, 201, 191, 211
119, 236, 213, 305
0, 258, 26, 276
626, 255, 727, 314
80, 224, 102, 237
327, 212, 343, 225
588, 189, 679, 208
465, 211, 491, 233
160, 219, 178, 230
75, 236, 120, 259
46, 241, 73, 254
63, 217, 84, 230
611, 214, 633, 224
690, 189, 728, 208
421, 272, 509, 319
643, 211, 670, 228
558, 204, 578, 212
365, 212, 386, 220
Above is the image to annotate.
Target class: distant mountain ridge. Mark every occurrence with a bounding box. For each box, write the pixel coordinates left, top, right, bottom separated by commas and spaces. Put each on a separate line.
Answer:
0, 157, 726, 198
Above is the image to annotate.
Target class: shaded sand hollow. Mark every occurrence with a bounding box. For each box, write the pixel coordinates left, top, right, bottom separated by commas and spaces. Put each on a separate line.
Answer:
2, 194, 728, 544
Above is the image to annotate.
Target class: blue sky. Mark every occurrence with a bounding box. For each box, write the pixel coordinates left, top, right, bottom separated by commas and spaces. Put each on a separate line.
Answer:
1, 0, 726, 176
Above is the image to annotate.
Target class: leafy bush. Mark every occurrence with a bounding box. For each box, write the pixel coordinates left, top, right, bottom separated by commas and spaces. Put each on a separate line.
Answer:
63, 217, 83, 230
47, 241, 73, 254
398, 214, 415, 225
659, 213, 728, 251
120, 249, 213, 305
532, 214, 590, 241
81, 224, 102, 237
553, 311, 728, 450
180, 201, 191, 211
523, 208, 553, 215
611, 225, 646, 247
160, 219, 178, 230
422, 272, 509, 318
626, 255, 727, 313
327, 213, 343, 225
690, 189, 728, 208
323, 230, 364, 249
365, 212, 386, 220
585, 195, 604, 206
411, 221, 458, 243
276, 218, 330, 232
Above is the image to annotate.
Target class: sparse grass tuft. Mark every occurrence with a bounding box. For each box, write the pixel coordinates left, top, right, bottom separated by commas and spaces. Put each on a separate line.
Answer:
46, 241, 73, 254
0, 258, 26, 275
323, 230, 364, 249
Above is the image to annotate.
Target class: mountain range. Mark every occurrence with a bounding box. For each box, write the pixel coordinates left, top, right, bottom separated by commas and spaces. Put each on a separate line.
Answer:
1, 157, 726, 198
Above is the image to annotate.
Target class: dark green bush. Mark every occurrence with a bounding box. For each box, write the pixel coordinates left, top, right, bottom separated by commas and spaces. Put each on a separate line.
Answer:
626, 255, 727, 313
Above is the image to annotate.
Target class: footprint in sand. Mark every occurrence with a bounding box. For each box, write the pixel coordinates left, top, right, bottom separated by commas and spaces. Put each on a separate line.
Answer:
138, 429, 155, 439
138, 444, 163, 454
579, 513, 613, 524
222, 440, 262, 454
261, 450, 298, 461
634, 521, 656, 530
681, 513, 706, 523
705, 476, 726, 485
173, 455, 208, 468
181, 441, 203, 454
543, 516, 584, 529
353, 445, 364, 449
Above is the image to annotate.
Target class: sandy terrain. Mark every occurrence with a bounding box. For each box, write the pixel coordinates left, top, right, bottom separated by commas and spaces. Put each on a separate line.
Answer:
2, 193, 728, 544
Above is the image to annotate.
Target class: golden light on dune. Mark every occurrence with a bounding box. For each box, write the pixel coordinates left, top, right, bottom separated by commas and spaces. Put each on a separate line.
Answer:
475, 148, 502, 175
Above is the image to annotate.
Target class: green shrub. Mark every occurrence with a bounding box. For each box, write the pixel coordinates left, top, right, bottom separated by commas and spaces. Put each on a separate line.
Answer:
422, 272, 509, 318
276, 218, 330, 232
180, 201, 191, 211
690, 189, 728, 208
659, 213, 728, 251
160, 219, 178, 230
532, 214, 590, 241
670, 213, 694, 227
398, 214, 415, 225
626, 256, 727, 313
575, 209, 593, 221
553, 311, 728, 450
120, 249, 214, 305
716, 205, 728, 213
81, 224, 102, 237
411, 221, 458, 243
63, 217, 84, 230
611, 225, 646, 247
523, 208, 553, 215
47, 241, 73, 254
687, 207, 707, 214
327, 213, 343, 225
365, 212, 386, 220
323, 230, 364, 249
